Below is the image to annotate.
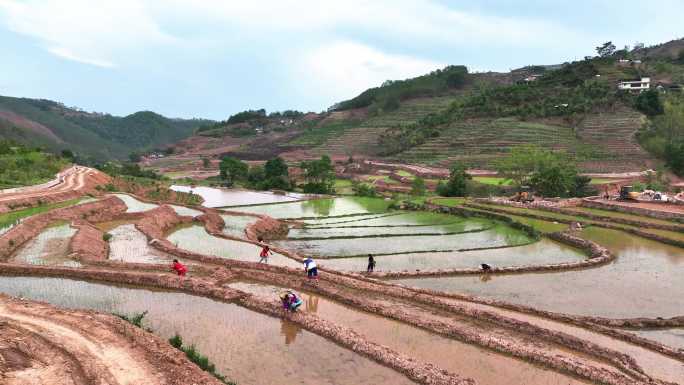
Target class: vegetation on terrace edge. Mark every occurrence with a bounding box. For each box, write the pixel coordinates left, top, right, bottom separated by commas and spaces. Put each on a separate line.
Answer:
0, 140, 68, 188
374, 41, 684, 175
0, 198, 84, 229
332, 65, 468, 113
116, 311, 235, 384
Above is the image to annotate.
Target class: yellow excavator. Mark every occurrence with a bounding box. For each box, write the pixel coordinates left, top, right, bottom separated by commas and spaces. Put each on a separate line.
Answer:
619, 186, 640, 201
511, 186, 535, 203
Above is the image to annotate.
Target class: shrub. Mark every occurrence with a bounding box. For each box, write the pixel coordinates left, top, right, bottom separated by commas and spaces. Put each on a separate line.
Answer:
352, 181, 377, 197
102, 233, 113, 242
634, 90, 664, 116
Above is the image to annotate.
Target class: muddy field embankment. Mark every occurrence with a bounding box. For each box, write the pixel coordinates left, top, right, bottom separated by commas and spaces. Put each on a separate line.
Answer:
0, 196, 127, 259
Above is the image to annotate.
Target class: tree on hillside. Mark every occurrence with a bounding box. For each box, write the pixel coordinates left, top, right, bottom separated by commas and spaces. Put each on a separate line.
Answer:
437, 163, 471, 197
596, 41, 616, 57
61, 149, 75, 160
497, 145, 584, 197
261, 157, 290, 190
301, 155, 335, 194
202, 157, 210, 168
219, 157, 248, 186
495, 145, 546, 186
411, 176, 426, 196
665, 140, 684, 176
634, 90, 664, 116
529, 160, 578, 197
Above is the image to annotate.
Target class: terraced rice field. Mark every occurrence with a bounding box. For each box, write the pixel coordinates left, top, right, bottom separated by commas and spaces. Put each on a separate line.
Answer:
220, 214, 257, 238
397, 117, 580, 168
235, 197, 392, 219
3, 186, 684, 385
113, 193, 158, 212
396, 226, 684, 318
171, 185, 302, 208
310, 96, 459, 156
107, 224, 173, 263
167, 224, 301, 268
228, 281, 587, 385
0, 277, 413, 385
10, 222, 81, 267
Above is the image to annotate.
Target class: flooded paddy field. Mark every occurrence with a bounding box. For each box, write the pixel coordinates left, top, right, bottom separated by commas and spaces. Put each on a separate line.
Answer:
112, 193, 158, 212
9, 222, 81, 267
395, 227, 684, 318
228, 281, 589, 385
280, 224, 532, 257
635, 328, 684, 350
320, 238, 585, 272
220, 214, 257, 238
107, 223, 173, 263
0, 276, 414, 385
235, 197, 392, 219
167, 224, 301, 268
169, 204, 203, 217
171, 185, 303, 208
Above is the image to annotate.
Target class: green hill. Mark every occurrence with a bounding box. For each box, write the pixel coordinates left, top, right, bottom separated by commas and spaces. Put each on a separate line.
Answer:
0, 96, 211, 162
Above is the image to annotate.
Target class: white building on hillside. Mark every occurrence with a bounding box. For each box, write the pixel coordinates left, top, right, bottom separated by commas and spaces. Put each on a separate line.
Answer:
618, 77, 650, 93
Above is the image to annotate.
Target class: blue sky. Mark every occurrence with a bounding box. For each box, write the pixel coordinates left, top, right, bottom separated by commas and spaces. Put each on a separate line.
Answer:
0, 0, 682, 120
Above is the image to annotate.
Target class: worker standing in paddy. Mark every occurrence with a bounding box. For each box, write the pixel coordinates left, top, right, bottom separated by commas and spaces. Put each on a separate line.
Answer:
303, 257, 318, 279
367, 254, 376, 273
257, 237, 273, 263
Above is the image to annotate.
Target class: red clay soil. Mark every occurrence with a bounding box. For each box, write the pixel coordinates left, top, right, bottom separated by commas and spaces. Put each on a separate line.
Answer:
0, 166, 110, 213
0, 196, 127, 259
2, 191, 684, 385
0, 294, 223, 385
69, 220, 108, 262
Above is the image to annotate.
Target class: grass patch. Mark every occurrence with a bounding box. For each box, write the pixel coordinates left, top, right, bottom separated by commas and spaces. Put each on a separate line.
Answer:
396, 170, 414, 178
0, 198, 86, 230
431, 197, 467, 207
116, 312, 236, 384
472, 176, 512, 186
334, 179, 354, 194
588, 178, 619, 185
169, 334, 236, 385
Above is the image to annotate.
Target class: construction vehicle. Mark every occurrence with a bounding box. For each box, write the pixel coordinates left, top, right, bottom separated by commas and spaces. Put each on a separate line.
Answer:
619, 186, 640, 201
511, 186, 534, 203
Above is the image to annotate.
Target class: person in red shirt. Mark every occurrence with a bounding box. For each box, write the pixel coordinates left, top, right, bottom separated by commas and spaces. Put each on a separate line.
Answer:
257, 237, 273, 263
171, 259, 187, 279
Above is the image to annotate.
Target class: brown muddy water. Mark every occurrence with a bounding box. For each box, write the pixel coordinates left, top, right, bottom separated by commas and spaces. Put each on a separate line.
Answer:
9, 222, 81, 267
107, 224, 173, 263
228, 282, 588, 385
0, 276, 415, 385
394, 227, 684, 318
166, 224, 302, 268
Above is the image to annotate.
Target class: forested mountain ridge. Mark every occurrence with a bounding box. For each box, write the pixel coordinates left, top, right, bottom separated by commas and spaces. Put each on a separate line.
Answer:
0, 96, 212, 162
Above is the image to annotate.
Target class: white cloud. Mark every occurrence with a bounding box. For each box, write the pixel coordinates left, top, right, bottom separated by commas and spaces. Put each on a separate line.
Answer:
297, 41, 445, 105
0, 0, 175, 68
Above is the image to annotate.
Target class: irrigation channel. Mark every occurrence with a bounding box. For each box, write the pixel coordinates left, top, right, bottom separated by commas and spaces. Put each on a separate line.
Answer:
0, 186, 683, 385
